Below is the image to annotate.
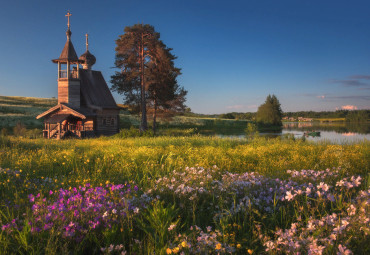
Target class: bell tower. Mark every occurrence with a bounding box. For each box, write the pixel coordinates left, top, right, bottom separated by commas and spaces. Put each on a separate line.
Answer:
52, 11, 81, 108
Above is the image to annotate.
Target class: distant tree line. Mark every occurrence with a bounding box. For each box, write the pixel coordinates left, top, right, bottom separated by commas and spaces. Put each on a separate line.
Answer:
189, 109, 369, 123
284, 110, 369, 122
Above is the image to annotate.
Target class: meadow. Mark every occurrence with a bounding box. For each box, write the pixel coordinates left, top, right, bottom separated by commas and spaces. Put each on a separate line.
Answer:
0, 133, 369, 254
0, 96, 369, 254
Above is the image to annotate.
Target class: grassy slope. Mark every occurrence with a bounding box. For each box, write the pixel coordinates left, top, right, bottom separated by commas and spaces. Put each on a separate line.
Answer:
0, 96, 56, 129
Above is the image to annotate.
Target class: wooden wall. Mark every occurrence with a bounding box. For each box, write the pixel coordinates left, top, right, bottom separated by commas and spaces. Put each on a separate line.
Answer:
58, 80, 80, 108
95, 109, 120, 136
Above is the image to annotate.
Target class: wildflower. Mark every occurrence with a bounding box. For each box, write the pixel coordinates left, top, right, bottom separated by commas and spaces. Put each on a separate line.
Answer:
236, 243, 241, 248
168, 224, 176, 231
337, 244, 352, 255
181, 241, 187, 248
166, 248, 172, 254
215, 243, 222, 250
347, 205, 356, 216
134, 207, 139, 214
248, 249, 253, 254
285, 191, 294, 201
172, 247, 180, 253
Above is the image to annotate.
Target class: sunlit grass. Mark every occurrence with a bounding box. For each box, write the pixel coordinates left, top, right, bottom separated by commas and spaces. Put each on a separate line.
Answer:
0, 121, 369, 253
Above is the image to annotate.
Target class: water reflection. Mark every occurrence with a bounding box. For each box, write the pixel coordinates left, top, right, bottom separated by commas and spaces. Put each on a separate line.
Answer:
283, 122, 370, 134
218, 122, 370, 143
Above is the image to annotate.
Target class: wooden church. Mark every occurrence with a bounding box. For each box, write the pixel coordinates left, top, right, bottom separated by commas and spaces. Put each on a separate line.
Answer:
37, 12, 120, 139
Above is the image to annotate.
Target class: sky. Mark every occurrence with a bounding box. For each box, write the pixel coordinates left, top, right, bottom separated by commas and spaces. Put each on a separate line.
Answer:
0, 0, 370, 114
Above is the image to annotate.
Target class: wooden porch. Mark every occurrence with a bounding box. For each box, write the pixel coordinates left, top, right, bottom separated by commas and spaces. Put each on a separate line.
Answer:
42, 114, 94, 139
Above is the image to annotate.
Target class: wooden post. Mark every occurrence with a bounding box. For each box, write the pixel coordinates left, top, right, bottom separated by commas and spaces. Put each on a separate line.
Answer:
67, 62, 70, 79
58, 62, 61, 79
58, 123, 61, 139
76, 63, 79, 79
48, 123, 50, 139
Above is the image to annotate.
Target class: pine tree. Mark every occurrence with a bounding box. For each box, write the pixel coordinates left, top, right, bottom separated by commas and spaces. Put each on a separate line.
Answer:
111, 24, 187, 133
111, 24, 159, 132
147, 43, 187, 132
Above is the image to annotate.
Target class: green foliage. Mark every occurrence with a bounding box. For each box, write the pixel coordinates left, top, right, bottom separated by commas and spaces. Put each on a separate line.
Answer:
256, 95, 283, 127
0, 128, 8, 137
13, 122, 27, 137
116, 126, 154, 138
245, 123, 259, 137
220, 113, 235, 119
0, 136, 369, 254
137, 201, 180, 253
345, 110, 369, 122
111, 24, 187, 132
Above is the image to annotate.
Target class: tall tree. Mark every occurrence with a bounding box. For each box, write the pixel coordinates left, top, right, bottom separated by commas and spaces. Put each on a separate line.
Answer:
111, 24, 159, 131
111, 24, 186, 133
147, 43, 187, 132
256, 94, 283, 126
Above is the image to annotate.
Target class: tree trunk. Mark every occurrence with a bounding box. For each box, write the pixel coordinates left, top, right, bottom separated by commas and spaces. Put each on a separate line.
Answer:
139, 33, 148, 132
153, 95, 157, 134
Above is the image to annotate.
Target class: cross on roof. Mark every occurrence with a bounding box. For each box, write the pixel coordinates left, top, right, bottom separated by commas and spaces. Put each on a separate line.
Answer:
85, 33, 89, 50
66, 11, 72, 28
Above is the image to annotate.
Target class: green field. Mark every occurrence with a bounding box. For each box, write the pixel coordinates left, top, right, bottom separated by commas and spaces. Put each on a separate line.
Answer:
0, 96, 369, 254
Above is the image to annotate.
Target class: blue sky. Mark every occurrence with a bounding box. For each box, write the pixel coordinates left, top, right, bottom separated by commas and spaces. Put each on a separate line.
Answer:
0, 0, 369, 113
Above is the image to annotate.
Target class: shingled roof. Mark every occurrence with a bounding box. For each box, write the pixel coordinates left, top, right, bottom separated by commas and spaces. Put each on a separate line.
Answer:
52, 30, 80, 63
79, 69, 119, 109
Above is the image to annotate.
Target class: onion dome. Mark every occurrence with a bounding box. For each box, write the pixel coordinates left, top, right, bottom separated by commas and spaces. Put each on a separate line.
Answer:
79, 33, 96, 70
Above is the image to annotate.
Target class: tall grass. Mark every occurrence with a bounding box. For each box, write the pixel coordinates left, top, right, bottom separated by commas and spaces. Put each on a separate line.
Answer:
0, 136, 369, 254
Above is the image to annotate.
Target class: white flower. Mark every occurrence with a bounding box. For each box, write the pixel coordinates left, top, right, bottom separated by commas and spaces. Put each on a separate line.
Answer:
112, 209, 117, 214
285, 191, 294, 201
134, 207, 140, 214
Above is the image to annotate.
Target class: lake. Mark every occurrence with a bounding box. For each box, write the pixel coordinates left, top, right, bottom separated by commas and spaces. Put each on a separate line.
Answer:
281, 122, 370, 143
220, 122, 370, 143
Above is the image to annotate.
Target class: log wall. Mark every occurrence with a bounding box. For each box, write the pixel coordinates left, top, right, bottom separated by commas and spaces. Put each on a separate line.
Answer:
58, 80, 80, 108
95, 109, 120, 136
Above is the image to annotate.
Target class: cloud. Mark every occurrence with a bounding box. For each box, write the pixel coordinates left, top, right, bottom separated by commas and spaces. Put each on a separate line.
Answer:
316, 95, 326, 99
349, 75, 370, 80
340, 105, 358, 110
329, 79, 367, 87
330, 95, 370, 101
329, 74, 370, 90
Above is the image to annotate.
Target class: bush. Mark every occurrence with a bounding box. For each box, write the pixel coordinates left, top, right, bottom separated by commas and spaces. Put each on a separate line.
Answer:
0, 128, 8, 137
245, 123, 259, 138
13, 122, 27, 137
117, 127, 154, 138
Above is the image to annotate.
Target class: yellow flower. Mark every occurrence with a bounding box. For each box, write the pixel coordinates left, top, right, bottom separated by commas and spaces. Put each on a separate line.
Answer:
166, 248, 172, 254
215, 243, 222, 250
248, 249, 253, 254
172, 247, 180, 254
181, 241, 187, 248
236, 243, 241, 249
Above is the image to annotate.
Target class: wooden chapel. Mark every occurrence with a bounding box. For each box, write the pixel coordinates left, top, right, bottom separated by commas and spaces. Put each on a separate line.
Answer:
37, 11, 120, 139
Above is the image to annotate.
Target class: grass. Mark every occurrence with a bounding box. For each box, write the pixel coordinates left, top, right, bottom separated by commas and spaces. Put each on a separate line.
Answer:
0, 95, 369, 254
0, 135, 369, 254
